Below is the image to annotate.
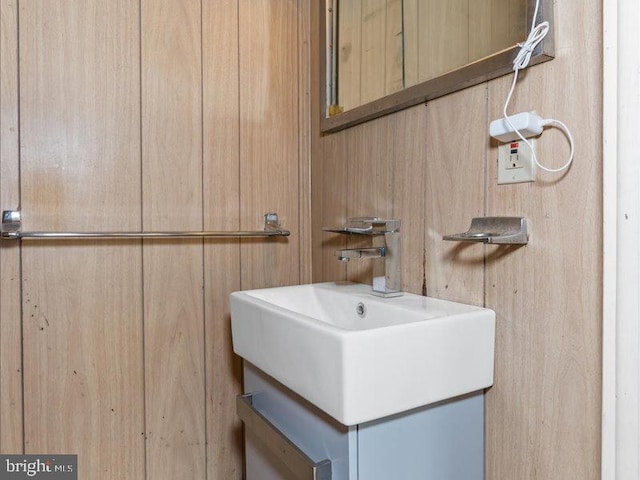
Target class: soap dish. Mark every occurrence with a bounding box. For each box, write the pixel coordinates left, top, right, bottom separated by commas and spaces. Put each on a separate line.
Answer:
443, 217, 528, 245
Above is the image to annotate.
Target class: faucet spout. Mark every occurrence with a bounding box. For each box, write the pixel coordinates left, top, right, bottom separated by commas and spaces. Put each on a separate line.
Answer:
324, 217, 403, 298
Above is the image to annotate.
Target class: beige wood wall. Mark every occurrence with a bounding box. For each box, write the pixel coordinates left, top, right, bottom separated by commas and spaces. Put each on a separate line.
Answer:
313, 0, 602, 478
336, 0, 525, 111
0, 0, 310, 478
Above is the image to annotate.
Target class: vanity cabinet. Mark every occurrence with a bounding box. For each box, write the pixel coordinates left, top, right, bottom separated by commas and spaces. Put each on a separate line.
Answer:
240, 362, 484, 480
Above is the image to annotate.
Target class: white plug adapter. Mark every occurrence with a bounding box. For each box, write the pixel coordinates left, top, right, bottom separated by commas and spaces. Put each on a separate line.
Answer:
490, 111, 544, 143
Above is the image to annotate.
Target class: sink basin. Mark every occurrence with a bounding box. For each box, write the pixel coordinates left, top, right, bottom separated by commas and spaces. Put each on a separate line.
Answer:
230, 282, 495, 426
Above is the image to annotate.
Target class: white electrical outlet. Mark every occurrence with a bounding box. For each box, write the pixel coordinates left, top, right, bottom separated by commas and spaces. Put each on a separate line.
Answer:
497, 140, 536, 184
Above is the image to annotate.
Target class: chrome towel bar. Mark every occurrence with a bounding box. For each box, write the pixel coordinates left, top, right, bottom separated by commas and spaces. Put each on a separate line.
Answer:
0, 211, 290, 240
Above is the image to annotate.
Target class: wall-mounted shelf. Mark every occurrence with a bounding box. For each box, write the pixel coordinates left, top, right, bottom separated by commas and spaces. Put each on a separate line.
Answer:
443, 217, 528, 245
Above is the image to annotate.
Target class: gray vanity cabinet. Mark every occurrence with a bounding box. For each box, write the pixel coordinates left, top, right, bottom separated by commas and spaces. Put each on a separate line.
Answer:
240, 362, 485, 480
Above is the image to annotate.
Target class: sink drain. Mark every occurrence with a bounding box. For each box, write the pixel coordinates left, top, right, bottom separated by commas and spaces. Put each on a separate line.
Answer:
356, 302, 367, 318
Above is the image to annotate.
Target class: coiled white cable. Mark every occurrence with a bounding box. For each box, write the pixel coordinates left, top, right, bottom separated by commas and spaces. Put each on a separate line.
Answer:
503, 0, 575, 173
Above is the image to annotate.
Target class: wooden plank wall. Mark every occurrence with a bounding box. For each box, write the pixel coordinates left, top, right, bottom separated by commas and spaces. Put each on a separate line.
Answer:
202, 1, 243, 478
0, 0, 22, 454
469, 0, 527, 62
312, 0, 603, 478
337, 0, 526, 109
338, 0, 405, 110
414, 0, 525, 82
0, 1, 308, 479
20, 5, 145, 479
239, 1, 301, 291
417, 0, 469, 82
141, 1, 205, 478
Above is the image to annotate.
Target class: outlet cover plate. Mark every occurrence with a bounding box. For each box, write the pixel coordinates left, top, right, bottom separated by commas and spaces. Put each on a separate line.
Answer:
498, 140, 536, 184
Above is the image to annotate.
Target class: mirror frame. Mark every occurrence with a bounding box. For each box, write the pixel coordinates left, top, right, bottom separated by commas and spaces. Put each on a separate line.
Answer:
320, 0, 554, 133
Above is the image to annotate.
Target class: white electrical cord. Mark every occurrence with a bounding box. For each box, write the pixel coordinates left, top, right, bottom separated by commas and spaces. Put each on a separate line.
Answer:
503, 0, 575, 173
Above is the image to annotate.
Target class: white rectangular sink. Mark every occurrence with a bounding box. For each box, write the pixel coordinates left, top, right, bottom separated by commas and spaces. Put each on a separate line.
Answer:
230, 282, 495, 426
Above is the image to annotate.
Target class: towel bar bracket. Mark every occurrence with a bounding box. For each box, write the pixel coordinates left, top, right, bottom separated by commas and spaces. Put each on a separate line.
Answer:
2, 210, 21, 234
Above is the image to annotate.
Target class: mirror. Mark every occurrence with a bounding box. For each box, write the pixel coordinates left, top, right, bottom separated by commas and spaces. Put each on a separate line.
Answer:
321, 0, 554, 133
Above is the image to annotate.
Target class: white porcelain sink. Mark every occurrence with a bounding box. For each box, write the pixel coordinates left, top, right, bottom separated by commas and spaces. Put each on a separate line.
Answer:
230, 282, 495, 426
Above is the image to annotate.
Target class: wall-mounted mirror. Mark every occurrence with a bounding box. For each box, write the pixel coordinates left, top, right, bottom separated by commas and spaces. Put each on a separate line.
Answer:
321, 0, 554, 133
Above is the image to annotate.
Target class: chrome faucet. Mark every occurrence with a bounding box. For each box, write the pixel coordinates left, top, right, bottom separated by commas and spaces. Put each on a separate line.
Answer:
324, 218, 402, 297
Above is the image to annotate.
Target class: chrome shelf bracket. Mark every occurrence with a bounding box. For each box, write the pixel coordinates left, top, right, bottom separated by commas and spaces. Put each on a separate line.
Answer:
443, 217, 529, 245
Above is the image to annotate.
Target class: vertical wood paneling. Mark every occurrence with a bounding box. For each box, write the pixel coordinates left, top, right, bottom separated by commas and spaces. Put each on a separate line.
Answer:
345, 118, 394, 285
484, 0, 602, 475
491, 0, 527, 55
298, 0, 313, 285
0, 0, 22, 453
337, 0, 405, 108
19, 1, 144, 477
360, 0, 387, 104
384, 0, 403, 95
312, 0, 347, 284
469, 0, 527, 61
19, 2, 141, 231
402, 0, 419, 89
141, 1, 205, 479
311, 0, 327, 283
22, 243, 144, 477
418, 0, 469, 82
390, 106, 427, 295
424, 83, 486, 305
202, 0, 242, 478
1, 1, 308, 476
311, 0, 603, 478
338, 0, 527, 111
468, 0, 493, 61
317, 105, 427, 295
318, 130, 349, 282
338, 0, 362, 111
239, 0, 300, 290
